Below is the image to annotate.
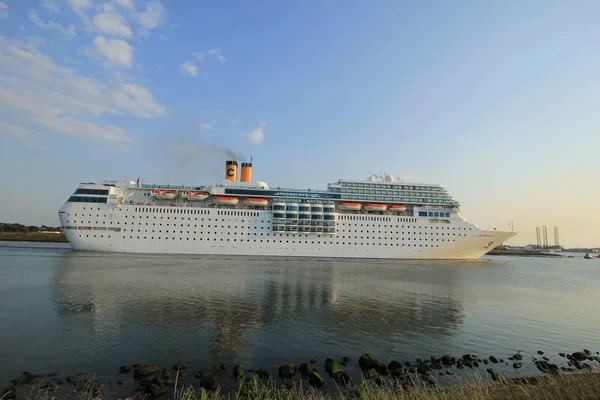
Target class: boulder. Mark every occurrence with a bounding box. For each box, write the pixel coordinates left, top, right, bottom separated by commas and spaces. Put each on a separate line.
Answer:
256, 368, 270, 379
233, 364, 244, 379
66, 376, 78, 385
325, 361, 343, 375
584, 349, 591, 356
172, 362, 188, 371
134, 364, 160, 379
486, 368, 501, 381
308, 370, 324, 388
374, 377, 385, 386
440, 355, 454, 366
162, 368, 170, 379
537, 350, 544, 355
489, 356, 499, 364
41, 380, 58, 392
483, 359, 489, 365
119, 365, 132, 374
310, 359, 317, 364
559, 353, 566, 357
358, 354, 379, 370
200, 376, 218, 391
343, 357, 351, 363
513, 353, 523, 361
20, 372, 41, 385
337, 371, 351, 385
298, 363, 311, 376
144, 383, 168, 397
416, 364, 431, 375
57, 379, 65, 385
462, 354, 477, 361
513, 362, 522, 369
278, 363, 297, 378
376, 363, 389, 376
388, 360, 403, 370
364, 368, 378, 380
572, 352, 589, 361
535, 361, 559, 374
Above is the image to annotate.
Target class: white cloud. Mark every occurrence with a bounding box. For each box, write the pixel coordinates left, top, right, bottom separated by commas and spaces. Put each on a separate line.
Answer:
137, 28, 150, 38
198, 121, 215, 130
180, 61, 197, 77
115, 0, 135, 9
170, 23, 181, 28
28, 10, 76, 36
139, 0, 165, 29
112, 84, 165, 118
192, 52, 204, 62
92, 3, 132, 38
0, 2, 7, 19
0, 36, 164, 146
0, 120, 41, 148
92, 36, 133, 67
246, 123, 265, 144
159, 33, 166, 40
67, 0, 93, 28
68, 0, 92, 10
41, 0, 60, 12
207, 48, 226, 64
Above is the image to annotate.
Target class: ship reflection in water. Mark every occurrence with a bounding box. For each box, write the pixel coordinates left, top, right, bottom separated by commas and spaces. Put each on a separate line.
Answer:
49, 252, 466, 373
3, 243, 600, 385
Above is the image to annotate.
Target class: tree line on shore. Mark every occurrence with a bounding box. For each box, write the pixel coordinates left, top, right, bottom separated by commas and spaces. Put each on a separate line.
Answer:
0, 223, 62, 233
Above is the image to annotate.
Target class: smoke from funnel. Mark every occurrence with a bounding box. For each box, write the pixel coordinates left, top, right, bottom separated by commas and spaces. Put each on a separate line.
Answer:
171, 143, 245, 163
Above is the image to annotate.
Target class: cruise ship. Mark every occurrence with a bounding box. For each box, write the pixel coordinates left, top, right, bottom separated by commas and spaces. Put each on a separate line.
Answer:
58, 160, 516, 259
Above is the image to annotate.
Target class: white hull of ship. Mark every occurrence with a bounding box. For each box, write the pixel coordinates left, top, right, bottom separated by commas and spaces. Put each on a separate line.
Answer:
59, 203, 515, 260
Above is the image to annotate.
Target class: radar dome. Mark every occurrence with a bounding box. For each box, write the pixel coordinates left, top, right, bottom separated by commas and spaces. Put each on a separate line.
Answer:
384, 174, 394, 182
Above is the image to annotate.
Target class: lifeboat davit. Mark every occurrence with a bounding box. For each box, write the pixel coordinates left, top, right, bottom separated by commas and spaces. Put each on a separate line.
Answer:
181, 191, 209, 201
151, 189, 178, 200
389, 205, 407, 212
364, 203, 388, 212
214, 196, 239, 206
244, 197, 268, 207
338, 202, 362, 211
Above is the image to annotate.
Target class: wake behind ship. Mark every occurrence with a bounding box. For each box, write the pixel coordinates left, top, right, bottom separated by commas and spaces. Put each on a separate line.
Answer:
58, 160, 516, 259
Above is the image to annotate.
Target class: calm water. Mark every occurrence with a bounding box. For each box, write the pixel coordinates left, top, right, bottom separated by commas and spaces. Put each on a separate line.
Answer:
1, 242, 599, 388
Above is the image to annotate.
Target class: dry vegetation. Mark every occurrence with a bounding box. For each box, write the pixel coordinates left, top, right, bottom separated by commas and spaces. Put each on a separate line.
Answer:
5, 372, 600, 400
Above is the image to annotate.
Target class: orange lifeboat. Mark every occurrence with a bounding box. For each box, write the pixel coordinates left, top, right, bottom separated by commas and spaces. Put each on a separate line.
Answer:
338, 202, 362, 211
244, 197, 268, 207
182, 190, 209, 201
389, 205, 407, 212
214, 196, 239, 206
151, 189, 178, 200
364, 203, 388, 212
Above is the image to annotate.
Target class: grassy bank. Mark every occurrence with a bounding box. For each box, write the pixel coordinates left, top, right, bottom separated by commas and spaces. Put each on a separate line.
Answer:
5, 371, 600, 400
0, 232, 68, 243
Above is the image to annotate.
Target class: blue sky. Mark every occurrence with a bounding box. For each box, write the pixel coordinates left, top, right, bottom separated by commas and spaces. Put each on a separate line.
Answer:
1, 0, 599, 247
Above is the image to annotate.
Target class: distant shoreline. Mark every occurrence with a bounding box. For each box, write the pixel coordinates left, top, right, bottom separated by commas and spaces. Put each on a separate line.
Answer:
0, 232, 68, 243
